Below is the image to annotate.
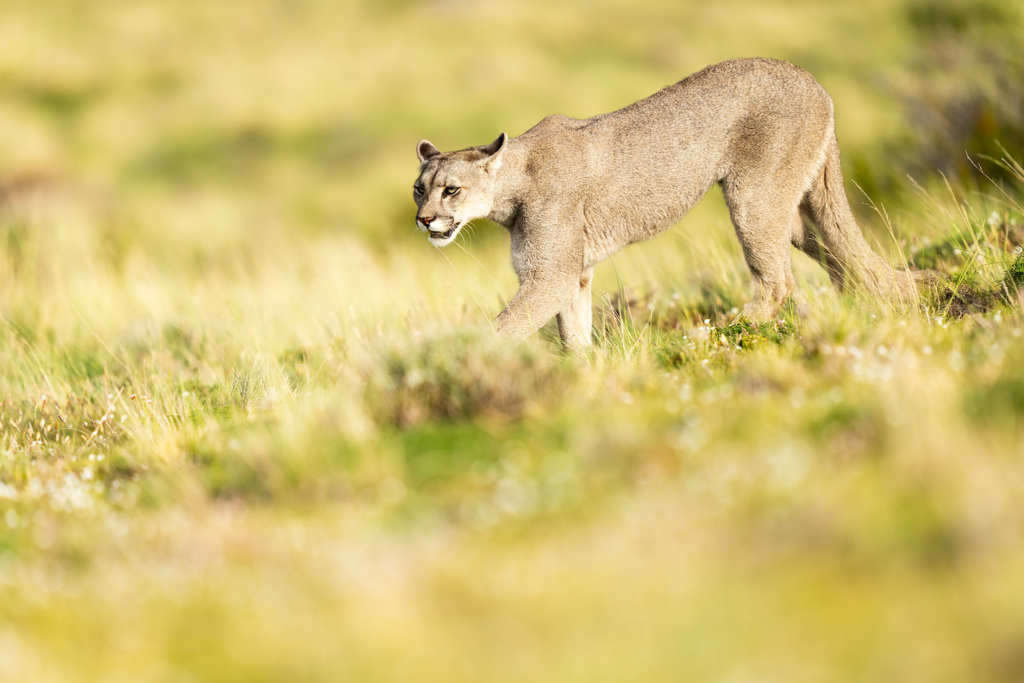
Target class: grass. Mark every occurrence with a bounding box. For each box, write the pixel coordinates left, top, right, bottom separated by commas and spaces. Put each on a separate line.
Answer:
3, 0, 1024, 681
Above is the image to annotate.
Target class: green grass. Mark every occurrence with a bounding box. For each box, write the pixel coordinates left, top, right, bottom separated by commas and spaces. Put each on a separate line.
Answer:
3, 0, 1024, 681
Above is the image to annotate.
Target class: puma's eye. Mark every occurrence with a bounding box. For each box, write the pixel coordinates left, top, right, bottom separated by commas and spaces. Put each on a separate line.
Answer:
413, 186, 425, 197
444, 186, 460, 197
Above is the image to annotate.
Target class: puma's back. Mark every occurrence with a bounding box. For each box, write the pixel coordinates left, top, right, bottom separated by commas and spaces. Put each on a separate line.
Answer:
507, 59, 836, 263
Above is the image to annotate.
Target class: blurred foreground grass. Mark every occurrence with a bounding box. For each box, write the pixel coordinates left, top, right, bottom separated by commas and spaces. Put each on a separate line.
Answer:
3, 0, 1024, 681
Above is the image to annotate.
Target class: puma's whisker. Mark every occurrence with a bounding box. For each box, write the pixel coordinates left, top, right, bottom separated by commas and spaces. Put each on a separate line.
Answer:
453, 240, 510, 311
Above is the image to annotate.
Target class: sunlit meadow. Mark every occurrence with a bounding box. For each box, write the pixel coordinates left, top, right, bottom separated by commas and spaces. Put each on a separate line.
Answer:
2, 0, 1024, 681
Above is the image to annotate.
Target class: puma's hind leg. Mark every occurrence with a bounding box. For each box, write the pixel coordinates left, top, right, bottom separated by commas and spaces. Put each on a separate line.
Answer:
739, 244, 796, 323
721, 183, 799, 323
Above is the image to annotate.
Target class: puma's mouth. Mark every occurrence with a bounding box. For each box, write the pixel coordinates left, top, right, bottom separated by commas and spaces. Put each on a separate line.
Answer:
429, 225, 458, 242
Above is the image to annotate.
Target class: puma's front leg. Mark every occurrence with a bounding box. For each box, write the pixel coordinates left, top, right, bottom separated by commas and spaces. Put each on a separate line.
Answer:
494, 212, 586, 343
556, 267, 594, 350
493, 276, 575, 340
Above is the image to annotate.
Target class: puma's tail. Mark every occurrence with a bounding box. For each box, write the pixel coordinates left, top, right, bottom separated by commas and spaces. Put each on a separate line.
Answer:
804, 134, 938, 302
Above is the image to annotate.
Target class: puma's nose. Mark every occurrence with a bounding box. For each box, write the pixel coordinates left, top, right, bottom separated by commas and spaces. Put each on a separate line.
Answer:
419, 216, 435, 227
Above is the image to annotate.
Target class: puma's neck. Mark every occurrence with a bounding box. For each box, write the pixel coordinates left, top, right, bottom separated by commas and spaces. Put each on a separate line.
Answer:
487, 138, 530, 229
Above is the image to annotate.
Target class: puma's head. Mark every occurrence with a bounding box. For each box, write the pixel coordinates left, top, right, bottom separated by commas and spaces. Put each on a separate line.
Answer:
412, 133, 507, 247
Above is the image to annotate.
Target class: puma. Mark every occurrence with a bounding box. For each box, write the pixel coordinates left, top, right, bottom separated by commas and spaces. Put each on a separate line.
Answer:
412, 58, 925, 349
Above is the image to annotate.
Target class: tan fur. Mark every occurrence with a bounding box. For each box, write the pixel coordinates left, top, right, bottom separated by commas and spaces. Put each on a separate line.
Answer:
413, 58, 922, 349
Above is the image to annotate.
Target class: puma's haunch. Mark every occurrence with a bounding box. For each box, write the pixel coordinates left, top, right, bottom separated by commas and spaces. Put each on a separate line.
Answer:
412, 58, 925, 348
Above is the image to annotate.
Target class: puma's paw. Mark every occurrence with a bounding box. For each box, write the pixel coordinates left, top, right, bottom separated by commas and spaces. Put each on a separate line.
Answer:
739, 301, 771, 324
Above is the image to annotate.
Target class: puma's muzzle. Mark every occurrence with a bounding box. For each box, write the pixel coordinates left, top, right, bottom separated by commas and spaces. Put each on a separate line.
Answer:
429, 225, 458, 241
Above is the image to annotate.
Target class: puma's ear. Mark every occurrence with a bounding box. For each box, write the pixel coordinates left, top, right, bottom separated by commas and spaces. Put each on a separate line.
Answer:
478, 132, 508, 173
417, 140, 440, 163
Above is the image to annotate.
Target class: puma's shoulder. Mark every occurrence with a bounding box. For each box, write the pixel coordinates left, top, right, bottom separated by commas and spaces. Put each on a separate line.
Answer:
520, 115, 588, 145
519, 115, 592, 177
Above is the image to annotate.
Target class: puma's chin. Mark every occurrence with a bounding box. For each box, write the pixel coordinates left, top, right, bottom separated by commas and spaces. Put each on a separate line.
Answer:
428, 223, 461, 247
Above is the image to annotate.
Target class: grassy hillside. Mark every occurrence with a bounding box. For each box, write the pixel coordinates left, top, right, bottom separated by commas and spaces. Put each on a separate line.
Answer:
2, 0, 1024, 681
